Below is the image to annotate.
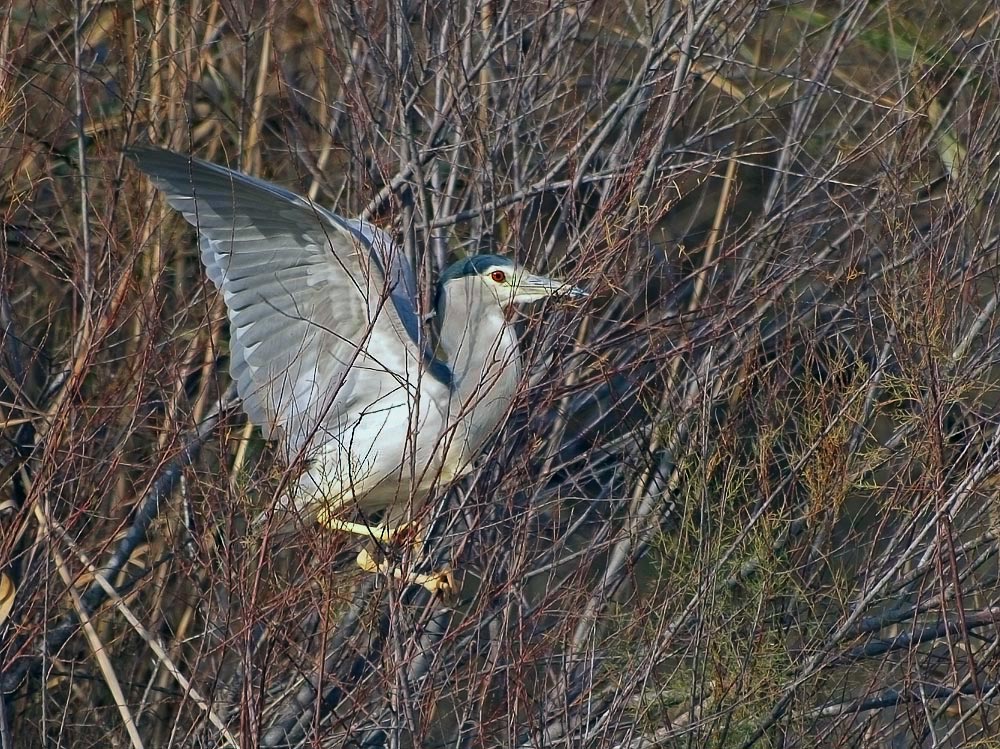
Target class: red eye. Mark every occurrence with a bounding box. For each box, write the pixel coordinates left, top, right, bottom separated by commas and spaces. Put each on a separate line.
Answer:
490, 270, 507, 283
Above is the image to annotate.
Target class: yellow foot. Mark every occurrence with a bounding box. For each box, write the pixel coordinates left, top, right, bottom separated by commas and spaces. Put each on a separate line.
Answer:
356, 548, 456, 600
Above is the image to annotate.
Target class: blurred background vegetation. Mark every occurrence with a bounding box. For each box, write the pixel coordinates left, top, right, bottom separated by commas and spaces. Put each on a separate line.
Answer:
3, 0, 1000, 747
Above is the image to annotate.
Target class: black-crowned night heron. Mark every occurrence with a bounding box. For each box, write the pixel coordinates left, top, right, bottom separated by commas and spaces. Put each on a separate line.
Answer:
128, 146, 583, 595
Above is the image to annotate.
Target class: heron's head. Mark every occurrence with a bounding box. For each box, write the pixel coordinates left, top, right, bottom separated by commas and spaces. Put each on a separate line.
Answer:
437, 255, 585, 316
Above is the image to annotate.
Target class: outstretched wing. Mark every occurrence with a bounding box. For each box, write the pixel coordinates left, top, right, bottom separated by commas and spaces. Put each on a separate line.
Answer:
128, 146, 452, 454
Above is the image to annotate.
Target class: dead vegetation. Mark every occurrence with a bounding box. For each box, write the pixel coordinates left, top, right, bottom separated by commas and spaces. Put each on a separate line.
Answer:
3, 0, 1000, 747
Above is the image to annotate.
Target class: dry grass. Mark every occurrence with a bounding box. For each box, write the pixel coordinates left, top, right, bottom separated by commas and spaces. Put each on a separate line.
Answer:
3, 0, 1000, 747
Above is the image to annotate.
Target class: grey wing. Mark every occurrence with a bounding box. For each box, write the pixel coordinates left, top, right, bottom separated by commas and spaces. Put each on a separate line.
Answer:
344, 218, 452, 384
128, 146, 447, 453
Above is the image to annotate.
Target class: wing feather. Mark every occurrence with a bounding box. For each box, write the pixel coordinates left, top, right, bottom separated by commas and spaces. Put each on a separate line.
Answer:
129, 146, 451, 453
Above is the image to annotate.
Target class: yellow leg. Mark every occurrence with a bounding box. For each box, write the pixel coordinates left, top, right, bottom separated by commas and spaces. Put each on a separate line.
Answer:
317, 516, 402, 543
315, 502, 417, 541
315, 511, 454, 598
356, 548, 455, 598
